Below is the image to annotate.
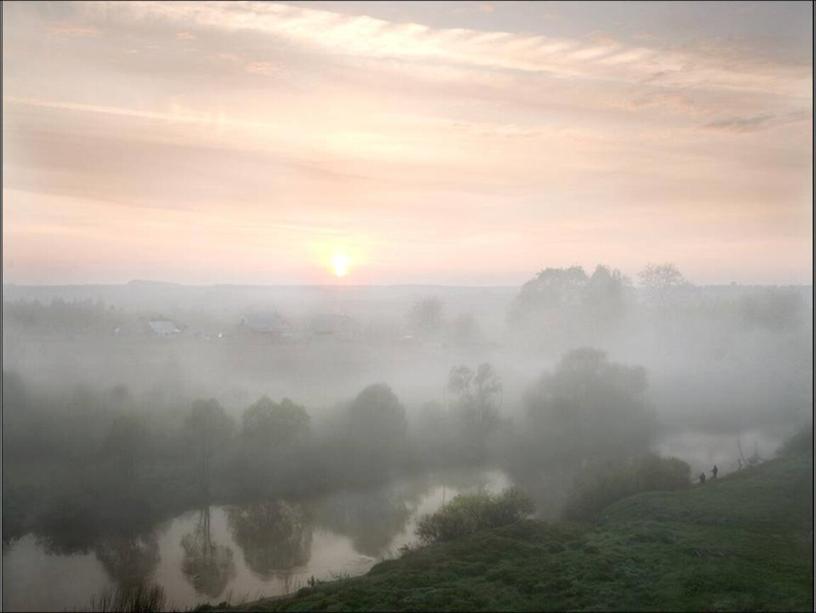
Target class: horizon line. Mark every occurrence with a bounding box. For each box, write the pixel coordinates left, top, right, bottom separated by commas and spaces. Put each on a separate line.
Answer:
3, 280, 813, 290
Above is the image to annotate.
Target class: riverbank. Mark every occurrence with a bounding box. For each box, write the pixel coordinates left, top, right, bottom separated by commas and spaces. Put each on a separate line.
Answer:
217, 450, 812, 611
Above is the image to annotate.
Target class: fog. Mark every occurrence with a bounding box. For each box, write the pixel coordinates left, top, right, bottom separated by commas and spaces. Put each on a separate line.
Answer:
2, 266, 812, 609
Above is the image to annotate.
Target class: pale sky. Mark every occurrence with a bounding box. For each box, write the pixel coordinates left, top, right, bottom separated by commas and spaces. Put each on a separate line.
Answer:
3, 1, 812, 285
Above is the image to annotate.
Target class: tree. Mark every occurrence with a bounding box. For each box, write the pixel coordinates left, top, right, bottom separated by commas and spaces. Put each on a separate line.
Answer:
584, 265, 630, 325
524, 348, 655, 467
507, 265, 629, 347
241, 396, 310, 450
450, 313, 481, 346
448, 364, 502, 414
447, 363, 502, 413
346, 384, 407, 451
236, 396, 310, 491
638, 263, 688, 307
739, 288, 807, 332
339, 384, 409, 478
408, 297, 444, 337
447, 363, 504, 462
473, 364, 503, 410
186, 398, 234, 494
508, 266, 588, 324
102, 414, 149, 482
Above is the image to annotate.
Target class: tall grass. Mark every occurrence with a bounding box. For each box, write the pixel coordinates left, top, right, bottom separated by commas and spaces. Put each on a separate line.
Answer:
86, 583, 171, 613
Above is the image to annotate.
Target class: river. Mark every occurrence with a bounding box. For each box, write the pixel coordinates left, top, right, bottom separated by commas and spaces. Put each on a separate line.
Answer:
2, 468, 512, 611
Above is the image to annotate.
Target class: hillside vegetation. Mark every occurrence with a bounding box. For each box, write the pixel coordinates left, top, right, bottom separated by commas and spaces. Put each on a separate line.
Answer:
223, 449, 812, 612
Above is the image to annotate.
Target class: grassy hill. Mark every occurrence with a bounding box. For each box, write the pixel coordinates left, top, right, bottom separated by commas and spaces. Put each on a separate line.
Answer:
219, 452, 813, 612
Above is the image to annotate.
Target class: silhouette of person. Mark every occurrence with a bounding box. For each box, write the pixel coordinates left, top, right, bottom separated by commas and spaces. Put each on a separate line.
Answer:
712, 465, 718, 479
698, 472, 706, 484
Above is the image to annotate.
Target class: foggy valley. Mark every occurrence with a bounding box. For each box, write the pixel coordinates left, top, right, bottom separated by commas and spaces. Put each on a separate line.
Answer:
3, 1, 812, 611
3, 269, 812, 610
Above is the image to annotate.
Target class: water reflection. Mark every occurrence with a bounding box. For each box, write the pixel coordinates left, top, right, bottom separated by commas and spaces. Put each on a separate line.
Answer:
3, 469, 511, 612
226, 501, 312, 581
34, 504, 98, 556
316, 490, 412, 558
94, 532, 160, 590
180, 507, 235, 599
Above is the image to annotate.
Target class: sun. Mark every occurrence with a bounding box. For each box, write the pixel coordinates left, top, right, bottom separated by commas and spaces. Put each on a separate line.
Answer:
331, 253, 350, 278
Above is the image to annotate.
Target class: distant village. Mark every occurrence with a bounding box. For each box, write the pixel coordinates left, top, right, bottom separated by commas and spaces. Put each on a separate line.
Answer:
2, 290, 500, 351
3, 281, 810, 351
117, 310, 361, 343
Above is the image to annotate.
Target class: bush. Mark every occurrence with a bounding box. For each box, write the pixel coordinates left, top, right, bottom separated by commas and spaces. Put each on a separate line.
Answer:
564, 454, 690, 521
416, 487, 534, 544
633, 455, 692, 491
777, 427, 813, 458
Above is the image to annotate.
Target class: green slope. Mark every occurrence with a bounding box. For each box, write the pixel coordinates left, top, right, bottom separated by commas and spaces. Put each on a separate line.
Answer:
221, 453, 813, 612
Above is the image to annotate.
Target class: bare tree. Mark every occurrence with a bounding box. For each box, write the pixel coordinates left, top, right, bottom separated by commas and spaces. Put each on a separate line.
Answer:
638, 263, 688, 307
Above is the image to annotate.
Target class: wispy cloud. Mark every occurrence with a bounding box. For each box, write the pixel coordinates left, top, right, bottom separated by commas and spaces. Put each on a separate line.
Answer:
704, 110, 811, 133
244, 61, 282, 77
2, 1, 811, 284
75, 1, 808, 96
47, 21, 99, 37
705, 113, 775, 132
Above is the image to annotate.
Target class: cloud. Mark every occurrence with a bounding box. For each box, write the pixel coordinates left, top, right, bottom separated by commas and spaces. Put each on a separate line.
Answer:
47, 22, 98, 37
3, 1, 811, 284
704, 113, 774, 132
704, 110, 810, 133
244, 61, 281, 77
72, 1, 808, 96
629, 90, 701, 115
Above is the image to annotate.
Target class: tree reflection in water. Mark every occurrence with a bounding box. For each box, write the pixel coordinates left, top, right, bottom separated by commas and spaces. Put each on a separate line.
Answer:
93, 532, 160, 591
316, 490, 412, 558
226, 501, 312, 581
314, 473, 438, 558
180, 506, 236, 599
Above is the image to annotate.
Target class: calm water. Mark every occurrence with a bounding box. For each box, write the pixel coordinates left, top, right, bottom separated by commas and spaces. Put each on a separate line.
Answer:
2, 469, 512, 611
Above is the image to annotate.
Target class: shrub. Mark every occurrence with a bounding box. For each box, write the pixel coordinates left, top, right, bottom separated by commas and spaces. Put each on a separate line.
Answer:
777, 427, 813, 458
634, 454, 692, 491
564, 454, 691, 521
416, 487, 534, 544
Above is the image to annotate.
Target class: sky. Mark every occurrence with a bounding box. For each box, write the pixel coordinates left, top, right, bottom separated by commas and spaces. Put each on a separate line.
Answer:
2, 1, 812, 286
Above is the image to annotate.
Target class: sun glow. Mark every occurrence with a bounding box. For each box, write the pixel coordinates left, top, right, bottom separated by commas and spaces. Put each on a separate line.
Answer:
331, 253, 350, 277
